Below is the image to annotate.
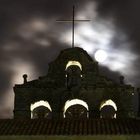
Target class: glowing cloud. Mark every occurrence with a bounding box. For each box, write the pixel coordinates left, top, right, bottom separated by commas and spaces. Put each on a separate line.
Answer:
18, 18, 48, 39
11, 60, 36, 85
30, 100, 52, 111
59, 7, 138, 84
16, 18, 51, 48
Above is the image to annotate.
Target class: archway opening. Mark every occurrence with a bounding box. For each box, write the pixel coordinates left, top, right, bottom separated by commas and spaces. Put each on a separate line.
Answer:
66, 61, 82, 71
30, 100, 52, 119
100, 99, 117, 118
65, 61, 82, 88
63, 99, 89, 119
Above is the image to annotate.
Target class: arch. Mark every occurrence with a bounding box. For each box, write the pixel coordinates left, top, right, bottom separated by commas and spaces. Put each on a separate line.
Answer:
65, 61, 82, 88
100, 99, 117, 118
30, 100, 52, 119
66, 61, 82, 71
63, 99, 89, 118
100, 99, 117, 111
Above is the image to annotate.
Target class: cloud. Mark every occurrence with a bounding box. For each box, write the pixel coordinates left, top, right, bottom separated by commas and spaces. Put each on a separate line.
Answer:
60, 10, 138, 85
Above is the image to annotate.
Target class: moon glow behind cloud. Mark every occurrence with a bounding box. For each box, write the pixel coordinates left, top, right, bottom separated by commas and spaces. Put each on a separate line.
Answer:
59, 1, 139, 85
95, 50, 107, 62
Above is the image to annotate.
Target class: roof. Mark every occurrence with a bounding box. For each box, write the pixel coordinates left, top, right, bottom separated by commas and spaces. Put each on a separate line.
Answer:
0, 118, 140, 135
56, 47, 94, 62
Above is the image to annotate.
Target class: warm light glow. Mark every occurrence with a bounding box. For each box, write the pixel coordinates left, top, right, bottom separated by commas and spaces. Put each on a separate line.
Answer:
63, 99, 89, 117
132, 93, 134, 95
95, 50, 107, 62
30, 100, 52, 118
100, 99, 117, 118
66, 61, 82, 70
100, 99, 117, 111
31, 100, 52, 111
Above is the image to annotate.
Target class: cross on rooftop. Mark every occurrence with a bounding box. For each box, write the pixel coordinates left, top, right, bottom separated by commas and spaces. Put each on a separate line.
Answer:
56, 5, 90, 48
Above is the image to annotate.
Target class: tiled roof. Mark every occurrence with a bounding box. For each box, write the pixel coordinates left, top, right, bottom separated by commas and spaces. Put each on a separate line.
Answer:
0, 119, 140, 135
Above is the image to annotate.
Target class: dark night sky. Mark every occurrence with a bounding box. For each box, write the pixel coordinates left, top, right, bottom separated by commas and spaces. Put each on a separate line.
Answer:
0, 0, 140, 118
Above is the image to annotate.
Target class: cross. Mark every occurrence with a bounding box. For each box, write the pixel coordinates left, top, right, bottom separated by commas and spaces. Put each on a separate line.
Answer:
56, 5, 90, 48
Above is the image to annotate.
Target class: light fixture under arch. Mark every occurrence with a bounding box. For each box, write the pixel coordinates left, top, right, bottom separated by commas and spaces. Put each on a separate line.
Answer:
100, 99, 117, 111
100, 99, 117, 118
63, 99, 89, 118
66, 61, 82, 71
30, 100, 52, 118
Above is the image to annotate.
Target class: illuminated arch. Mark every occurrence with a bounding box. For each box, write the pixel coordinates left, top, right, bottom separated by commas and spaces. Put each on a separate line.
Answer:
66, 61, 82, 71
63, 99, 89, 118
100, 99, 117, 111
100, 99, 117, 118
30, 100, 52, 118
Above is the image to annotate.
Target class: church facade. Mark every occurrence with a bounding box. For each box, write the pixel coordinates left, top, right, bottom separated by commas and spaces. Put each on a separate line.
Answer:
13, 47, 134, 119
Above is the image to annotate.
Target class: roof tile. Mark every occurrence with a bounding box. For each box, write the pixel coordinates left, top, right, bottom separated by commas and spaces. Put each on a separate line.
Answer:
0, 119, 139, 135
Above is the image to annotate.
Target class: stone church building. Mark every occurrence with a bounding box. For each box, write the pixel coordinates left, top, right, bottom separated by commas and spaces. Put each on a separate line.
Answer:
0, 47, 139, 140
0, 4, 139, 138
13, 47, 134, 119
